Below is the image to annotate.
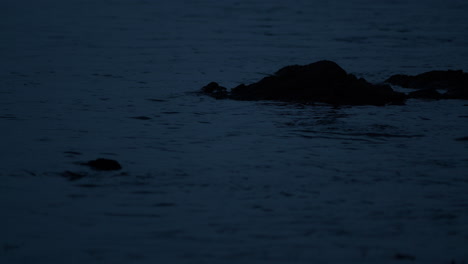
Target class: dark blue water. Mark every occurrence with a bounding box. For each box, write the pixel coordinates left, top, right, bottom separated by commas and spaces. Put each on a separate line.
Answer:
1, 0, 467, 263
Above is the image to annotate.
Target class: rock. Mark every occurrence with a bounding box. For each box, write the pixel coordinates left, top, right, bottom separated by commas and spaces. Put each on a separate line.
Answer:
386, 70, 468, 100
200, 60, 406, 106
200, 82, 228, 99
407, 88, 443, 100
83, 158, 122, 171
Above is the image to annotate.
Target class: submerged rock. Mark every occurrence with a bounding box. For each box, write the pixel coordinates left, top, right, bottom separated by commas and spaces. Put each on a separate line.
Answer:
200, 60, 406, 106
386, 70, 468, 99
61, 170, 87, 181
83, 158, 122, 171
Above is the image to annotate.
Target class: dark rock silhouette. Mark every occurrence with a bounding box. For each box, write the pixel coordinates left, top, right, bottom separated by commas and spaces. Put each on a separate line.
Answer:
83, 158, 122, 171
386, 70, 468, 100
201, 60, 406, 106
407, 88, 443, 100
200, 82, 228, 99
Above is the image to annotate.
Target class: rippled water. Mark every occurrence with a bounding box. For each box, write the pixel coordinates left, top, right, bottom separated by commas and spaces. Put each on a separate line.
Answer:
1, 0, 468, 263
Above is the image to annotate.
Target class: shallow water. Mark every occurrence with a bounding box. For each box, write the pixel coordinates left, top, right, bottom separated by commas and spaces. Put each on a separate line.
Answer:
1, 0, 468, 263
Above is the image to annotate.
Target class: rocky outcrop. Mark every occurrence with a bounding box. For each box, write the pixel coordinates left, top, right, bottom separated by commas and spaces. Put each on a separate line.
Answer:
386, 70, 468, 100
200, 60, 406, 106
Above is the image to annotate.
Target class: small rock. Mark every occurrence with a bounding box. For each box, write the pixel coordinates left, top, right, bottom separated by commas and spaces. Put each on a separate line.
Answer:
83, 158, 122, 171
200, 82, 228, 99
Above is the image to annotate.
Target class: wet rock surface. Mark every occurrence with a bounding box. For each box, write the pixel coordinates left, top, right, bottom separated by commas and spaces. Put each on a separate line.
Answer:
201, 60, 406, 106
386, 70, 468, 99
